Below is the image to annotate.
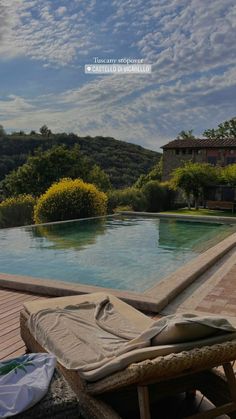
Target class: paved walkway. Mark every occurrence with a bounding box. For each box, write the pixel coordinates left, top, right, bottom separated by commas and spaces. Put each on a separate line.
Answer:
196, 264, 236, 316
162, 247, 236, 322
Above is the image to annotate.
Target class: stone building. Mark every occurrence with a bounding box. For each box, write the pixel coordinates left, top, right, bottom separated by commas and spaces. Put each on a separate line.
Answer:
161, 138, 236, 180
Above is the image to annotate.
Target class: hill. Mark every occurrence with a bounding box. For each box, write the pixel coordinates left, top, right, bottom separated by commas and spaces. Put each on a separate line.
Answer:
0, 133, 161, 188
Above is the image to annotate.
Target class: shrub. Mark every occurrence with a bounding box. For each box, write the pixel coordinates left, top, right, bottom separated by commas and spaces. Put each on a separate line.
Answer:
34, 178, 107, 223
0, 194, 36, 228
141, 180, 174, 212
107, 187, 147, 213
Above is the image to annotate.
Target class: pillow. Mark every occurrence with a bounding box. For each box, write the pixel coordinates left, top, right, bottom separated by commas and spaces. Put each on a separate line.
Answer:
151, 313, 236, 345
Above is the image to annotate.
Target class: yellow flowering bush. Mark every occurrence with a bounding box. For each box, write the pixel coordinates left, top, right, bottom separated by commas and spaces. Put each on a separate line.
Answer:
34, 178, 107, 223
0, 194, 36, 228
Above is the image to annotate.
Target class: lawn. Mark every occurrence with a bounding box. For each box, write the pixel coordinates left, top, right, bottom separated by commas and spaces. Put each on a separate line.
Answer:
163, 208, 236, 217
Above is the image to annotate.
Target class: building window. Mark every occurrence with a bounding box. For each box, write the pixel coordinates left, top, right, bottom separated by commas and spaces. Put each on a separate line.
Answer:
188, 149, 192, 155
182, 149, 186, 155
175, 149, 180, 155
207, 156, 217, 165
196, 149, 202, 155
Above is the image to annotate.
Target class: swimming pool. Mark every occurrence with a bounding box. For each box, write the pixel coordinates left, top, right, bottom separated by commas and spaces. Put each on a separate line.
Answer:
0, 216, 235, 292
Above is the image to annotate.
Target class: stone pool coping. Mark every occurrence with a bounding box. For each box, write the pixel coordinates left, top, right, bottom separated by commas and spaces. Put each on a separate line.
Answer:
119, 210, 236, 223
0, 272, 161, 312
1, 212, 236, 313
144, 231, 236, 309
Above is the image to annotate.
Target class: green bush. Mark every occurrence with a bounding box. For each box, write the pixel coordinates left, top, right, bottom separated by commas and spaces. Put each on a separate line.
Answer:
107, 187, 147, 213
34, 178, 107, 223
141, 180, 174, 212
0, 194, 36, 228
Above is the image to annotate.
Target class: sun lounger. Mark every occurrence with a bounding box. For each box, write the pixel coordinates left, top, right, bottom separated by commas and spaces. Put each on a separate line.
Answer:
20, 292, 236, 419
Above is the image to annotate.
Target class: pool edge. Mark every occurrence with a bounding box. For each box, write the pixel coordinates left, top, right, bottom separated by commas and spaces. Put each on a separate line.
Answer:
0, 273, 159, 313
117, 210, 236, 223
1, 227, 236, 313
144, 231, 236, 310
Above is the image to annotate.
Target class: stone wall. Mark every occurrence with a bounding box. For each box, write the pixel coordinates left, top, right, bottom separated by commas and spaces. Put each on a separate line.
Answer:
162, 149, 207, 180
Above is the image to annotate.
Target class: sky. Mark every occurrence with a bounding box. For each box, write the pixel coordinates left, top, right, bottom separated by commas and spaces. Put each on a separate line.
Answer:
0, 0, 235, 151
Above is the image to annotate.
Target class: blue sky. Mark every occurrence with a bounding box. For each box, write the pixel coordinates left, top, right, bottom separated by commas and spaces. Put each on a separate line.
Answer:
0, 0, 235, 151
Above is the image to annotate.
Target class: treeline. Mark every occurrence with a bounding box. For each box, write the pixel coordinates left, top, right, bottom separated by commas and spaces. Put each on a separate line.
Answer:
0, 131, 160, 189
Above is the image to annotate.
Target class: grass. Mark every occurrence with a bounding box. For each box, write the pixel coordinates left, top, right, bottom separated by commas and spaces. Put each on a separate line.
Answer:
163, 208, 236, 217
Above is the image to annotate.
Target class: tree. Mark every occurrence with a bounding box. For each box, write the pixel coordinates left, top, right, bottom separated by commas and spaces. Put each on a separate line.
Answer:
135, 157, 163, 188
203, 118, 236, 139
221, 164, 236, 186
1, 145, 111, 197
170, 162, 219, 209
87, 165, 111, 191
141, 180, 171, 212
40, 125, 51, 137
0, 125, 6, 137
177, 130, 195, 140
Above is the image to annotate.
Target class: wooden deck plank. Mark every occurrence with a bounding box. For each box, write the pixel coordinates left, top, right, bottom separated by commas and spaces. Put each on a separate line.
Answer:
2, 347, 26, 360
0, 305, 30, 319
0, 311, 27, 326
0, 341, 26, 360
0, 316, 20, 329
0, 296, 43, 318
0, 292, 40, 304
0, 296, 40, 311
0, 288, 47, 360
0, 322, 19, 338
0, 334, 22, 352
0, 296, 41, 311
0, 327, 20, 340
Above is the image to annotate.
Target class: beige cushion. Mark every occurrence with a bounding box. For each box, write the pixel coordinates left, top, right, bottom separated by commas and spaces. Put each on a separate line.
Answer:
25, 294, 236, 382
24, 292, 152, 330
152, 313, 236, 345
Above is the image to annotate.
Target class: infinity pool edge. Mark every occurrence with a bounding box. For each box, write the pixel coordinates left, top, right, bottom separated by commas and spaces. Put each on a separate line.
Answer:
1, 213, 236, 313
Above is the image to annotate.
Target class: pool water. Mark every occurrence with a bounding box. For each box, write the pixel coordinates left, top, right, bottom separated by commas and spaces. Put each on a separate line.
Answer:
0, 216, 235, 292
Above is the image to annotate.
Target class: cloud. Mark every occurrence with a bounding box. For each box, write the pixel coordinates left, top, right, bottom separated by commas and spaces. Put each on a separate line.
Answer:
1, 0, 235, 72
0, 95, 35, 116
0, 0, 235, 150
1, 64, 235, 150
55, 6, 67, 17
0, 1, 95, 65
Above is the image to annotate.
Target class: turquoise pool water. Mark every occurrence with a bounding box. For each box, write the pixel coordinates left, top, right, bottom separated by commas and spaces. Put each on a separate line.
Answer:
0, 216, 235, 292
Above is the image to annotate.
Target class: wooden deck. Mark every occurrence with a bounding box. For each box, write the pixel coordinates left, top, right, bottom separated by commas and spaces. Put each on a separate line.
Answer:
0, 288, 47, 360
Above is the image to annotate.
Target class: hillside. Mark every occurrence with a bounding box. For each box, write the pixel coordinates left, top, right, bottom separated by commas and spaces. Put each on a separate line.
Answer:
0, 134, 161, 188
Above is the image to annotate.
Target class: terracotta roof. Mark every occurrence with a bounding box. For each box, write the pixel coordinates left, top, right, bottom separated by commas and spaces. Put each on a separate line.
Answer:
162, 138, 236, 149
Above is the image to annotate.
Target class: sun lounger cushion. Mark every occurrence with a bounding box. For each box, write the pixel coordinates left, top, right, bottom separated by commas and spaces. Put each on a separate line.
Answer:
151, 313, 236, 345
25, 293, 236, 382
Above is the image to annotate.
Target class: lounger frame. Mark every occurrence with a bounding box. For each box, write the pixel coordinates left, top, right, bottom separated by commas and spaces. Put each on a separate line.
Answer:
20, 309, 236, 419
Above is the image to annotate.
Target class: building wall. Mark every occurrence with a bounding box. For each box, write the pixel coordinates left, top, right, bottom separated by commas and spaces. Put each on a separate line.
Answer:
162, 148, 236, 180
162, 149, 206, 180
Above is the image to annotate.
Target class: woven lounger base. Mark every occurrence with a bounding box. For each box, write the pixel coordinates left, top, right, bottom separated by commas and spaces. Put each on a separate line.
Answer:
15, 368, 95, 419
20, 309, 236, 419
